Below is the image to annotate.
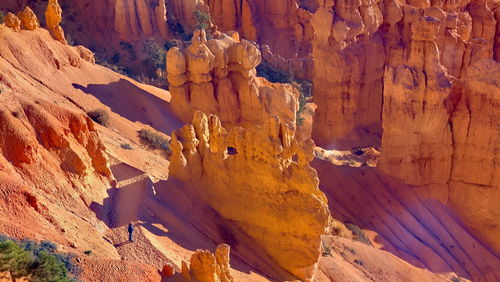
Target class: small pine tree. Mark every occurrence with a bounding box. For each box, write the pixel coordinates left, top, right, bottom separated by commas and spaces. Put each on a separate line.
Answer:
143, 39, 166, 71
29, 251, 71, 282
193, 9, 211, 30
0, 240, 33, 280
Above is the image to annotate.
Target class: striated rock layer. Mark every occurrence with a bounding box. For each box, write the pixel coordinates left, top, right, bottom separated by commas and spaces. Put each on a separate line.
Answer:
169, 111, 330, 280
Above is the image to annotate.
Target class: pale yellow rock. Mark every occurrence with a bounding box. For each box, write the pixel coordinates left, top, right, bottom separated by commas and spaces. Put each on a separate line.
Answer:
185, 244, 234, 282
169, 111, 330, 280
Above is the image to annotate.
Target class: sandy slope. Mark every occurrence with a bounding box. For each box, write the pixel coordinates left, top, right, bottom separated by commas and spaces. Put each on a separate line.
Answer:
313, 159, 500, 281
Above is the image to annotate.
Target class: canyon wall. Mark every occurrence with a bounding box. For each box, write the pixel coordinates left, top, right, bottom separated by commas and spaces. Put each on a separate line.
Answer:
309, 0, 499, 254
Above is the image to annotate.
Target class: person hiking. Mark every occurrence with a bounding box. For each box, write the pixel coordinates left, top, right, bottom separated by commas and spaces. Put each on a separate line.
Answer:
128, 222, 134, 242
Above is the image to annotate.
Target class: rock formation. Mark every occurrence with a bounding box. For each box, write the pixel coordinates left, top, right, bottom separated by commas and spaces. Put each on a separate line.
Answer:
0, 100, 112, 179
113, 0, 169, 39
311, 0, 385, 148
4, 12, 21, 32
447, 58, 500, 254
205, 0, 315, 79
166, 30, 300, 129
305, 0, 500, 255
17, 6, 39, 31
182, 244, 234, 282
379, 15, 454, 186
169, 111, 330, 280
45, 0, 66, 43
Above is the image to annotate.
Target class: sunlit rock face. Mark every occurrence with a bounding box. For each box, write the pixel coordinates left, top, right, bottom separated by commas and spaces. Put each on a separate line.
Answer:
169, 111, 330, 281
166, 30, 300, 130
309, 0, 500, 254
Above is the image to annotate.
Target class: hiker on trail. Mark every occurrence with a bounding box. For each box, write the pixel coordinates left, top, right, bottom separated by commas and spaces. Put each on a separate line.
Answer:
128, 222, 134, 242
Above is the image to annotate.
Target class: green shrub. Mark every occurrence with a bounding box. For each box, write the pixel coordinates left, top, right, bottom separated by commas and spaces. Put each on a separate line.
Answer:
256, 63, 294, 84
95, 55, 132, 77
0, 240, 32, 280
346, 223, 372, 246
143, 39, 166, 72
193, 9, 211, 30
0, 10, 5, 24
30, 251, 71, 282
164, 40, 180, 51
120, 143, 133, 150
119, 41, 137, 61
0, 236, 76, 281
87, 109, 110, 127
111, 53, 121, 64
138, 129, 170, 154
295, 80, 312, 126
167, 18, 185, 35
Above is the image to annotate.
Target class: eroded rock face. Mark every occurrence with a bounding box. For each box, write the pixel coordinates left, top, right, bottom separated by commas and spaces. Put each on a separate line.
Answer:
310, 0, 499, 149
4, 12, 21, 32
169, 111, 330, 280
45, 0, 67, 43
309, 0, 500, 256
379, 16, 454, 186
167, 30, 299, 130
183, 244, 234, 282
17, 6, 39, 31
311, 0, 385, 148
0, 101, 112, 178
114, 0, 169, 39
206, 0, 314, 79
447, 59, 500, 253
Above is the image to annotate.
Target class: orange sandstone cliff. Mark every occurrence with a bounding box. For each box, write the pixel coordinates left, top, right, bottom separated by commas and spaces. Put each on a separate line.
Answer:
0, 1, 499, 282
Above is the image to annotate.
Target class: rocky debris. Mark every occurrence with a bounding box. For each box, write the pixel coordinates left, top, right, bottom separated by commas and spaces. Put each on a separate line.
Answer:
17, 6, 39, 31
167, 30, 299, 130
169, 111, 330, 280
182, 244, 234, 282
314, 147, 380, 168
4, 12, 21, 32
45, 0, 67, 43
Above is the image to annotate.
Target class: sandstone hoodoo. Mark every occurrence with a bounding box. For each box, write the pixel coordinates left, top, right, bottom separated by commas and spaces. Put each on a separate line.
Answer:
167, 29, 300, 130
0, 0, 498, 281
45, 0, 67, 43
169, 111, 330, 280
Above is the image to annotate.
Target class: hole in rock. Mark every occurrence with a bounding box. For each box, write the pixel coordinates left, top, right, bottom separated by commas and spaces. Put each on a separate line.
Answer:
351, 147, 364, 156
226, 147, 238, 155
